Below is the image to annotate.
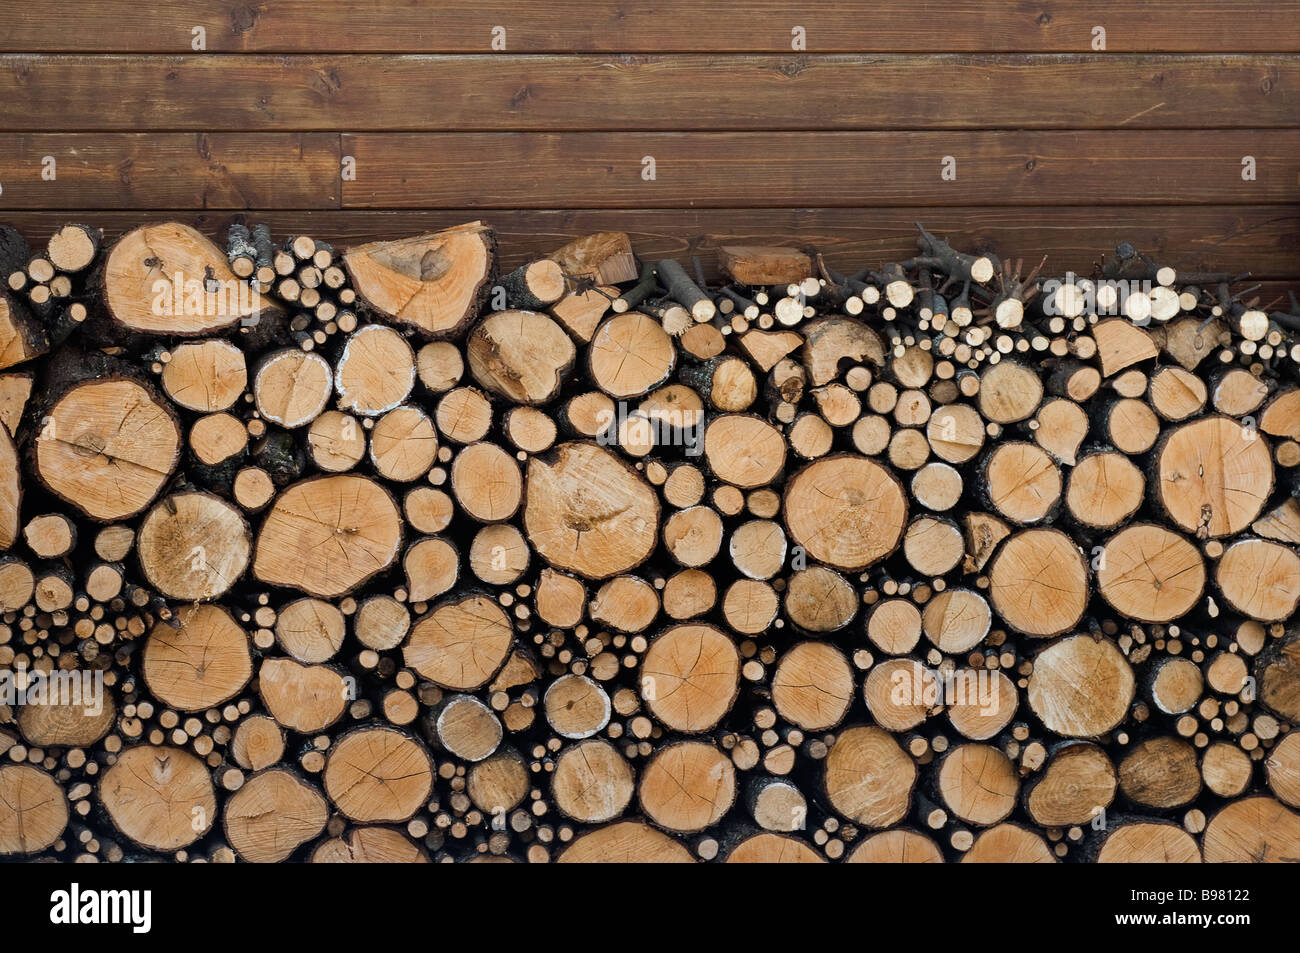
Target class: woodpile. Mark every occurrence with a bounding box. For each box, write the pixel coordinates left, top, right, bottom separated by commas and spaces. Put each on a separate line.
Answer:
0, 217, 1298, 864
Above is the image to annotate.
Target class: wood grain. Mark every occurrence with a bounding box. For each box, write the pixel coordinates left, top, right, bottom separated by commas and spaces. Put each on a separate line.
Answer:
1, 207, 1296, 279
0, 134, 339, 209
341, 131, 1300, 208
2, 54, 1295, 130
3, 1, 1298, 52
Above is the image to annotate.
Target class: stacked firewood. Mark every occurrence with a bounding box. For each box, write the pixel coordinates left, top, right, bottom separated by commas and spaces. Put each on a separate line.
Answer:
0, 217, 1297, 864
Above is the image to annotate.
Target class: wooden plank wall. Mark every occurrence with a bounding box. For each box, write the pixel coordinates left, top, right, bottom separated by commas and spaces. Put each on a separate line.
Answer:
1, 1, 1297, 297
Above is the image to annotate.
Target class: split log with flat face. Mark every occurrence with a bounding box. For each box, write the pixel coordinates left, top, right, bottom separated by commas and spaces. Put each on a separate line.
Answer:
524, 442, 659, 580
1092, 318, 1158, 377
343, 223, 494, 339
253, 475, 402, 598
0, 371, 33, 436
0, 292, 46, 372
35, 378, 181, 521
719, 245, 812, 286
0, 426, 19, 550
550, 232, 637, 286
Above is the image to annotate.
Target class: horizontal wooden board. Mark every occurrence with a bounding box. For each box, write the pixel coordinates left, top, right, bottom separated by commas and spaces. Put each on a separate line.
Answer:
0, 134, 340, 209
3, 54, 1296, 131
341, 131, 1300, 208
1, 206, 1296, 279
4, 1, 1299, 52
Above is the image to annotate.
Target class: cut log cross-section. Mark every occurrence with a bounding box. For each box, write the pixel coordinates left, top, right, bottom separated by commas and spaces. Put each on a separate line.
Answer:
640, 623, 740, 733
99, 746, 216, 851
343, 223, 495, 339
524, 442, 659, 580
783, 455, 907, 570
1156, 416, 1273, 538
142, 604, 252, 712
104, 222, 272, 335
35, 377, 181, 522
253, 475, 402, 598
987, 528, 1088, 638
